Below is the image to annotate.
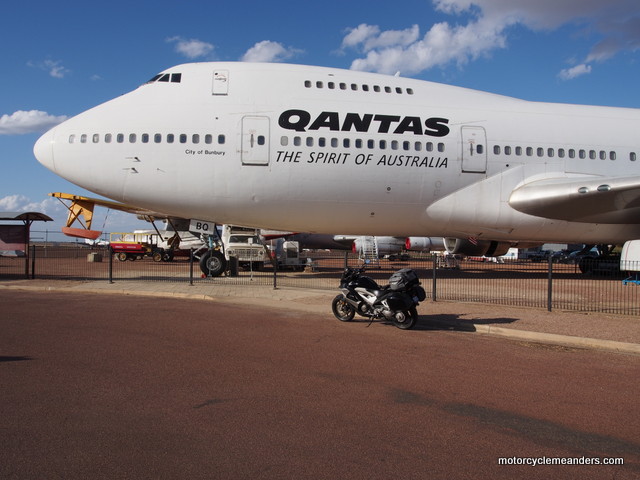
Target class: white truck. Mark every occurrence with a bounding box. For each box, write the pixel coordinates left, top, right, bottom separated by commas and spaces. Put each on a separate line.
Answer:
195, 223, 265, 277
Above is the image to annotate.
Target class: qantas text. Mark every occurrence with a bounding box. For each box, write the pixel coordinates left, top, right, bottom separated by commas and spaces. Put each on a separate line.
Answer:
279, 110, 450, 137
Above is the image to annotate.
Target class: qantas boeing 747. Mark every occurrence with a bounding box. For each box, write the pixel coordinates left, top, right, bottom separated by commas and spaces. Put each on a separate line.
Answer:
33, 62, 640, 264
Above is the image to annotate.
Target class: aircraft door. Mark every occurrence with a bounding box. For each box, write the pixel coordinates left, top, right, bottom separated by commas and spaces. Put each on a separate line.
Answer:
461, 126, 487, 173
241, 116, 270, 166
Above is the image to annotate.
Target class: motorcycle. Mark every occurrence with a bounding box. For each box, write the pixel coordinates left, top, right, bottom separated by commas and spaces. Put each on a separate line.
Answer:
331, 266, 426, 330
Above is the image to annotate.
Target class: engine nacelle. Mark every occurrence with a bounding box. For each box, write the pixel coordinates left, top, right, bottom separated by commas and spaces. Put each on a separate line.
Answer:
352, 236, 405, 255
443, 238, 512, 257
405, 237, 445, 252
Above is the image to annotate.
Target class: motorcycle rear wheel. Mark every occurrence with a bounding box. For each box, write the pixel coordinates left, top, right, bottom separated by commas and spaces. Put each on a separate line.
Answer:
332, 294, 356, 322
392, 306, 418, 330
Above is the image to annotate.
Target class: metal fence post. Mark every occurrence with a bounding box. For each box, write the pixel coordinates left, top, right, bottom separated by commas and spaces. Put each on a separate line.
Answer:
273, 257, 278, 290
189, 248, 194, 286
30, 244, 36, 279
432, 255, 437, 302
547, 254, 553, 312
108, 246, 114, 284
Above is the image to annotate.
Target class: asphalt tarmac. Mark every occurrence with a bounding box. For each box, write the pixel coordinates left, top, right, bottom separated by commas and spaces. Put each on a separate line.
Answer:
1, 290, 639, 479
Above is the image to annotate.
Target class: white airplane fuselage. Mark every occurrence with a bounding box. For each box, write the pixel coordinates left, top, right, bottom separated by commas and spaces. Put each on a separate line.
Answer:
34, 62, 640, 244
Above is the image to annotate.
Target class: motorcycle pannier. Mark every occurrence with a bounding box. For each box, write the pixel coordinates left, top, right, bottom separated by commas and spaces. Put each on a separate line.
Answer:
388, 268, 420, 291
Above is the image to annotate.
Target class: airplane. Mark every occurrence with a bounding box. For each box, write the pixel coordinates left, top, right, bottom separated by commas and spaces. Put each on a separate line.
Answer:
33, 61, 640, 272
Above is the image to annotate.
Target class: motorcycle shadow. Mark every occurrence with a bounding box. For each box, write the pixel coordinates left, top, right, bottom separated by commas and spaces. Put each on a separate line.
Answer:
411, 314, 519, 332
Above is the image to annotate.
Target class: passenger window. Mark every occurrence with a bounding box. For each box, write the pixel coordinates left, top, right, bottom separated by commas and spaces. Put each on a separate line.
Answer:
589, 150, 596, 159
304, 81, 312, 88
80, 134, 87, 143
129, 134, 136, 143
391, 141, 398, 150
395, 87, 402, 94
306, 137, 313, 147
403, 141, 410, 151
205, 134, 213, 144
438, 143, 445, 152
351, 84, 358, 91
610, 151, 616, 160
280, 136, 288, 146
141, 134, 149, 143
192, 134, 200, 144
362, 85, 369, 92
293, 137, 301, 146
367, 139, 375, 149
355, 139, 363, 148
339, 83, 347, 90
515, 146, 522, 156
579, 150, 586, 159
537, 148, 544, 157
105, 134, 112, 143
599, 150, 606, 160
316, 81, 323, 88
504, 146, 511, 155
373, 85, 381, 92
568, 149, 575, 158
319, 137, 326, 147
494, 145, 501, 155
218, 135, 225, 144
343, 138, 350, 148
379, 140, 387, 149
547, 148, 554, 157
179, 134, 187, 144
631, 152, 637, 161
407, 88, 414, 95
476, 144, 483, 154
257, 136, 265, 146
167, 134, 174, 143
526, 147, 533, 156
384, 86, 392, 93
117, 134, 124, 143
328, 82, 335, 89
558, 149, 565, 158
331, 138, 338, 148
415, 142, 422, 151
426, 142, 433, 152
93, 134, 99, 143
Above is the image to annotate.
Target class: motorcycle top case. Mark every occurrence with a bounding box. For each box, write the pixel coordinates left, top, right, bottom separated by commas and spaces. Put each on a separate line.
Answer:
388, 268, 420, 291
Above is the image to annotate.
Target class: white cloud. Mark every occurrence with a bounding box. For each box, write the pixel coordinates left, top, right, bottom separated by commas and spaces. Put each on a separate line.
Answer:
0, 110, 68, 135
27, 59, 70, 79
166, 36, 215, 59
343, 0, 640, 76
558, 63, 592, 80
241, 41, 302, 63
0, 194, 58, 214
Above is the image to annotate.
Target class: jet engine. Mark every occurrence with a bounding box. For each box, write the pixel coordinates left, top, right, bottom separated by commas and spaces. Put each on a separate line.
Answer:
443, 238, 512, 257
405, 237, 445, 252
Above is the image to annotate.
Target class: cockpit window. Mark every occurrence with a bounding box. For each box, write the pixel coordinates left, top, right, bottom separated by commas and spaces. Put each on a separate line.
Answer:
145, 73, 182, 84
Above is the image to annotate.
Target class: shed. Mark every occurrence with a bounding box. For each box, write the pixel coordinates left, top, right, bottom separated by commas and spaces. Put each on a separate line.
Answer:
0, 212, 53, 277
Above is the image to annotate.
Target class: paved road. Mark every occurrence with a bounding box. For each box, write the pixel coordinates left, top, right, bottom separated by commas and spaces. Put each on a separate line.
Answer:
1, 290, 638, 479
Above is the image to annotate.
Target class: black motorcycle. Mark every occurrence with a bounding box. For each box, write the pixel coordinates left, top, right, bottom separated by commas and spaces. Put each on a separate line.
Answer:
331, 266, 426, 330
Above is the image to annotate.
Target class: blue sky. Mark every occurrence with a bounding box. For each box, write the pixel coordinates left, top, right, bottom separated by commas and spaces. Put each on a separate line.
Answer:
2, 0, 640, 235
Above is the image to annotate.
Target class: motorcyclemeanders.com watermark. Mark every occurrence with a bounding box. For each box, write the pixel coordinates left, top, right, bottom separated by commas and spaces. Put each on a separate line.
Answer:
498, 456, 624, 467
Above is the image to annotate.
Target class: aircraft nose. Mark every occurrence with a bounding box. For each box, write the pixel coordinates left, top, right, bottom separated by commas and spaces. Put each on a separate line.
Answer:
34, 127, 56, 172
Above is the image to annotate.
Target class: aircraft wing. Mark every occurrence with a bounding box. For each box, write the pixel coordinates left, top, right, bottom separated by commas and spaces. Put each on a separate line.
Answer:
50, 192, 176, 239
509, 175, 640, 224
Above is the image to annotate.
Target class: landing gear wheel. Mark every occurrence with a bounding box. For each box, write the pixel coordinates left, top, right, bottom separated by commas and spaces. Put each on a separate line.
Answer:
332, 295, 355, 322
393, 306, 418, 330
199, 250, 227, 277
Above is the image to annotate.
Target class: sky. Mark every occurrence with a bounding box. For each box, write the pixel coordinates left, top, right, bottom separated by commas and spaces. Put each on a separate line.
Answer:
2, 0, 640, 237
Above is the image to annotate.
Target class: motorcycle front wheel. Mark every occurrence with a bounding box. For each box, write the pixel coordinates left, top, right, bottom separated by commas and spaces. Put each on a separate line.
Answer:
392, 306, 418, 330
331, 294, 356, 322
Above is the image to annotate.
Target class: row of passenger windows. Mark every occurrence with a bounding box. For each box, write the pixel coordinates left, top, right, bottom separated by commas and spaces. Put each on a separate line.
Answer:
68, 133, 226, 145
493, 145, 638, 161
280, 135, 445, 152
304, 80, 414, 95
